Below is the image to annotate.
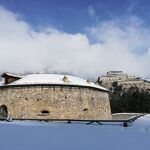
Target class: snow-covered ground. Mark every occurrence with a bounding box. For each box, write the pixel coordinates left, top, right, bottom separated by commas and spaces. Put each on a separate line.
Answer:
0, 115, 150, 150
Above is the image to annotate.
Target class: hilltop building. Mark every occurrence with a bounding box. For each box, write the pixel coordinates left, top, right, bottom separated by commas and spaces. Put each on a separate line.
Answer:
98, 71, 150, 91
0, 72, 112, 120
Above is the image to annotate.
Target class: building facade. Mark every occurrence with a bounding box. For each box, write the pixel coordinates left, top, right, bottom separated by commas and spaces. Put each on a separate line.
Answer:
0, 73, 112, 120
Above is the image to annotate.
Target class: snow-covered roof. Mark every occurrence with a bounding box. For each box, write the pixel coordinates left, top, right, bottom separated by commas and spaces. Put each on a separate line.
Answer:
1, 72, 22, 78
2, 74, 108, 91
0, 80, 4, 86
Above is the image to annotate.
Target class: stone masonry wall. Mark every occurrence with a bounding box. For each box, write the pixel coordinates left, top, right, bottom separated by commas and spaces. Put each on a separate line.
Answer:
0, 86, 112, 120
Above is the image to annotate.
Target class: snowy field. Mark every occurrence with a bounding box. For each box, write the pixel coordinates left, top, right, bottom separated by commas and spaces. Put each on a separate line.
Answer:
0, 115, 150, 150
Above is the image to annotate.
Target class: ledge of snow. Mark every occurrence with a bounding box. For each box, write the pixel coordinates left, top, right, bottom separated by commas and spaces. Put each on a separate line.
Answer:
5, 74, 108, 91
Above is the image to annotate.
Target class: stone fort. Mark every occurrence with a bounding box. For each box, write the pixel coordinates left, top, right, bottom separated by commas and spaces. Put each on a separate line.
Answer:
0, 72, 112, 120
98, 71, 150, 91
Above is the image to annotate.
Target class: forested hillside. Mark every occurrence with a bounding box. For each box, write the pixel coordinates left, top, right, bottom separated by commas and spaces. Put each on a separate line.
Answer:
109, 82, 150, 113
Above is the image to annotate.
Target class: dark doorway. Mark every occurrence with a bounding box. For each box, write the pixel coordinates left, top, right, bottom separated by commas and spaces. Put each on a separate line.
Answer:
0, 105, 8, 118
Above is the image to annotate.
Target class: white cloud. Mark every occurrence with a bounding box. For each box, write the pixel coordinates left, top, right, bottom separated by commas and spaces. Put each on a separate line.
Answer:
0, 6, 150, 79
87, 16, 150, 77
88, 5, 97, 20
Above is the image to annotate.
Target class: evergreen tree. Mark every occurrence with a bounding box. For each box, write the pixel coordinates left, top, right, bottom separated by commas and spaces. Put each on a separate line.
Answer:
110, 82, 150, 113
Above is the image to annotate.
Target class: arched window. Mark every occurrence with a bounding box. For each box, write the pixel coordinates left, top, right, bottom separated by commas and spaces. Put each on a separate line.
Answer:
0, 105, 8, 118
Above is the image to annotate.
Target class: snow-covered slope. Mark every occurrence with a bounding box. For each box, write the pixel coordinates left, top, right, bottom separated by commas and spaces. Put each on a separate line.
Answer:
0, 115, 150, 150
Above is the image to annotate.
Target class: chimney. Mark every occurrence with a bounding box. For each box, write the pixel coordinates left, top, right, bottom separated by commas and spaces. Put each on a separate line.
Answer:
86, 79, 91, 83
63, 76, 70, 83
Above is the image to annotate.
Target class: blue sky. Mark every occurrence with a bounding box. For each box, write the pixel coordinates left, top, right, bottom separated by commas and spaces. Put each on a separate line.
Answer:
0, 0, 150, 78
1, 0, 150, 33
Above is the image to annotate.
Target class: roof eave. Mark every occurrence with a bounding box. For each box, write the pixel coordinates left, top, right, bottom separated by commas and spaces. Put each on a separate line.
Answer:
1, 72, 22, 78
0, 83, 109, 92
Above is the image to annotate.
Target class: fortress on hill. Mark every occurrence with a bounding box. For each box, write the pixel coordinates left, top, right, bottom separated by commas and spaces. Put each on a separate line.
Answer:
0, 72, 112, 120
97, 71, 150, 91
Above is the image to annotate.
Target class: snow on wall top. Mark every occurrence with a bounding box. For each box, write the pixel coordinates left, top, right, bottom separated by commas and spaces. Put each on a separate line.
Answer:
4, 74, 108, 91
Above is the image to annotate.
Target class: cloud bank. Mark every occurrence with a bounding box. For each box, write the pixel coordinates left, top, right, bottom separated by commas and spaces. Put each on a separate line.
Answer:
0, 6, 150, 79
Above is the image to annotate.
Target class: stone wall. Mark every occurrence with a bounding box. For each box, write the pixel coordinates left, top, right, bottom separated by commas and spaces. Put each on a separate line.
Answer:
0, 85, 112, 120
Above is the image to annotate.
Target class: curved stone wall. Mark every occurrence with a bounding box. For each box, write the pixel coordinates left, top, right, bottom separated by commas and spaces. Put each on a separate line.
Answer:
0, 85, 112, 120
